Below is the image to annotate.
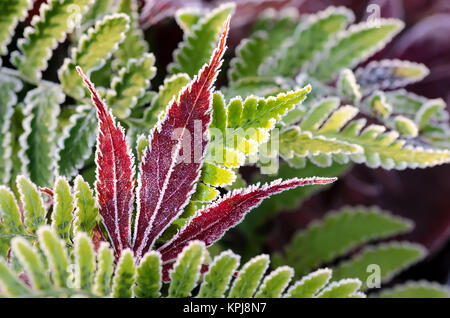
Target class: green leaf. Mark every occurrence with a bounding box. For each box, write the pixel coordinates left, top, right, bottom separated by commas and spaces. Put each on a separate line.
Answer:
168, 241, 205, 298
107, 53, 156, 118
169, 3, 234, 77
316, 278, 362, 298
11, 236, 51, 290
376, 281, 450, 298
198, 250, 240, 298
280, 206, 413, 276
115, 0, 149, 66
57, 106, 97, 178
263, 7, 354, 77
228, 10, 299, 82
143, 73, 190, 127
82, 0, 111, 25
73, 175, 98, 235
296, 98, 450, 169
74, 232, 96, 291
415, 99, 446, 130
94, 242, 114, 296
255, 266, 293, 298
0, 0, 31, 55
285, 268, 331, 298
0, 75, 22, 184
59, 13, 130, 100
134, 251, 161, 298
0, 258, 29, 297
37, 226, 69, 288
228, 254, 269, 298
337, 68, 361, 104
356, 59, 429, 92
393, 115, 418, 138
332, 242, 426, 290
200, 163, 235, 187
51, 177, 74, 241
12, 0, 93, 81
175, 8, 201, 33
16, 175, 46, 234
0, 186, 24, 234
19, 86, 64, 187
311, 19, 404, 80
111, 249, 135, 298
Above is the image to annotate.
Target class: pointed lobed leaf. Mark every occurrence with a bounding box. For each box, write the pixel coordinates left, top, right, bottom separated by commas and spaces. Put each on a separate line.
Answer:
133, 21, 229, 260
74, 232, 96, 291
0, 73, 23, 185
158, 177, 336, 263
0, 0, 31, 55
73, 175, 98, 235
17, 176, 46, 234
93, 242, 114, 296
316, 278, 362, 298
19, 86, 64, 187
37, 226, 69, 288
169, 3, 234, 77
228, 254, 269, 298
77, 67, 135, 256
332, 242, 426, 290
263, 7, 354, 77
175, 8, 201, 33
355, 59, 429, 93
134, 251, 162, 298
284, 268, 332, 298
12, 0, 93, 81
111, 249, 135, 298
415, 100, 446, 130
57, 106, 97, 179
198, 250, 240, 298
106, 53, 156, 118
311, 19, 404, 81
254, 266, 294, 298
51, 177, 74, 241
168, 241, 205, 298
376, 281, 450, 298
59, 14, 130, 100
280, 206, 413, 276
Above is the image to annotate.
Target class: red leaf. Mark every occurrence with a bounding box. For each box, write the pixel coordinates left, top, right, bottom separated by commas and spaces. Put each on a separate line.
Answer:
133, 20, 230, 260
158, 177, 337, 262
77, 67, 135, 256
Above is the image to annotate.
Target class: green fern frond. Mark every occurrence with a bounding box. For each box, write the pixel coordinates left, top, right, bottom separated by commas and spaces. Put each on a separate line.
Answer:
51, 177, 74, 241
0, 75, 22, 184
262, 6, 354, 77
375, 281, 450, 298
310, 19, 404, 80
332, 242, 426, 290
115, 0, 149, 67
73, 175, 98, 236
106, 53, 156, 118
0, 0, 31, 56
12, 0, 93, 81
19, 86, 64, 187
59, 13, 130, 100
57, 106, 97, 179
289, 97, 450, 169
16, 175, 46, 234
277, 206, 413, 276
169, 3, 235, 77
0, 226, 366, 298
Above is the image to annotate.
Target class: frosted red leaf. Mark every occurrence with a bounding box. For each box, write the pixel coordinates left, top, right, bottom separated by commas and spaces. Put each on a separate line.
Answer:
132, 20, 230, 260
158, 177, 337, 262
77, 67, 135, 256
